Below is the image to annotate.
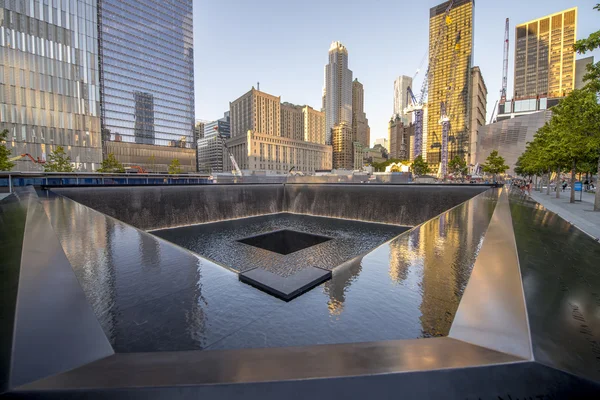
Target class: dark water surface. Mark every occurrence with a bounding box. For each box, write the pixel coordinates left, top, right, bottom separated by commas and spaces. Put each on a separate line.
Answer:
40, 189, 498, 352
152, 214, 408, 277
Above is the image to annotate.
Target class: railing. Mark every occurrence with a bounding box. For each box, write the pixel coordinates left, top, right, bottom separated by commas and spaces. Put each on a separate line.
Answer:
0, 172, 213, 192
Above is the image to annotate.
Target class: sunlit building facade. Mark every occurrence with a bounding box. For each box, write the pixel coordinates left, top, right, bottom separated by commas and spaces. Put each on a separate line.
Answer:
393, 75, 412, 125
427, 0, 474, 169
331, 121, 353, 169
0, 0, 103, 171
352, 78, 370, 148
514, 8, 577, 100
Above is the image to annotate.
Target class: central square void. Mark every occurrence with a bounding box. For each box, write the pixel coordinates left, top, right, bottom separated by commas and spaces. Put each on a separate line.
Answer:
238, 229, 332, 255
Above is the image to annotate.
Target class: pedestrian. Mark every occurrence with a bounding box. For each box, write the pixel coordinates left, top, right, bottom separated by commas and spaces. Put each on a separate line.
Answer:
584, 179, 589, 191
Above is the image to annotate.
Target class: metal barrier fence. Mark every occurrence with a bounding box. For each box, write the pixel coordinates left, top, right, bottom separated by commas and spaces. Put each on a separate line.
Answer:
0, 172, 213, 192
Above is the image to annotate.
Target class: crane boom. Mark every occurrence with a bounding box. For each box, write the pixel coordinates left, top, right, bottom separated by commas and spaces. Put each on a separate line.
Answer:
500, 18, 509, 104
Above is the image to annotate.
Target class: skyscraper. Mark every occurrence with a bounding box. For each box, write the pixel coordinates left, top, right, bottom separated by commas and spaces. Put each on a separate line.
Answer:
99, 0, 196, 172
514, 8, 577, 100
1, 0, 103, 171
469, 67, 487, 165
427, 0, 474, 168
352, 79, 370, 148
324, 41, 353, 144
393, 76, 413, 124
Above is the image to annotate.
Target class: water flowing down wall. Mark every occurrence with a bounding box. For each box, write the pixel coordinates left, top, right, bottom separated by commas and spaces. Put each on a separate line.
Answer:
52, 185, 285, 231
53, 184, 490, 230
283, 184, 489, 226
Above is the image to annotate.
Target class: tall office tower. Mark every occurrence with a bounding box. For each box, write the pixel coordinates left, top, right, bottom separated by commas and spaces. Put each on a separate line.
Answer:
388, 117, 411, 161
331, 122, 353, 169
352, 79, 370, 148
514, 8, 577, 100
230, 87, 281, 137
469, 67, 487, 165
0, 0, 103, 171
393, 75, 413, 124
280, 102, 304, 140
197, 112, 230, 173
133, 92, 155, 145
99, 0, 195, 172
427, 0, 474, 168
324, 41, 353, 144
303, 106, 325, 144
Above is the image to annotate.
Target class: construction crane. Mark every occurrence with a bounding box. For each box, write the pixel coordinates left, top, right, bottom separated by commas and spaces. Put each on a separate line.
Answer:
214, 127, 242, 176
9, 153, 46, 164
500, 18, 509, 104
405, 0, 455, 159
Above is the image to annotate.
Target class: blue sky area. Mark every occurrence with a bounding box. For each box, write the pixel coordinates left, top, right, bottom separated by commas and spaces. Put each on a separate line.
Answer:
193, 0, 600, 146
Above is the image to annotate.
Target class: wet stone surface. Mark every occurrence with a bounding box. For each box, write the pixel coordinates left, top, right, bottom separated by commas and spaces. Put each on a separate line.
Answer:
152, 213, 409, 277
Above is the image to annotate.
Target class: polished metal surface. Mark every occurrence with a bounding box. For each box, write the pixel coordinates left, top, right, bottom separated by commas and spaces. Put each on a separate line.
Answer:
449, 188, 532, 359
17, 338, 521, 389
8, 190, 113, 389
510, 191, 600, 383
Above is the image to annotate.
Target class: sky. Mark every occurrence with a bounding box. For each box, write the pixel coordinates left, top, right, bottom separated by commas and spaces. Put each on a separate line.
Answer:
193, 0, 600, 146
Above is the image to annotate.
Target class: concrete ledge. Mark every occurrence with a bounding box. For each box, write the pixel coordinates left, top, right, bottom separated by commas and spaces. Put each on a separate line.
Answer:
240, 267, 331, 301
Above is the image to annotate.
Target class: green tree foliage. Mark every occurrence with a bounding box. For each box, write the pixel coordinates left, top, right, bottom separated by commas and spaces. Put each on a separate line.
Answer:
410, 155, 430, 177
168, 158, 182, 175
371, 158, 405, 172
574, 4, 600, 93
448, 155, 467, 177
0, 129, 15, 171
482, 150, 509, 181
43, 146, 74, 172
517, 89, 600, 208
97, 153, 125, 173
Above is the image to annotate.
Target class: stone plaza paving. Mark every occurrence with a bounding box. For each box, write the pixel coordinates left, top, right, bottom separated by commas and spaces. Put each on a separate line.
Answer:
529, 189, 600, 241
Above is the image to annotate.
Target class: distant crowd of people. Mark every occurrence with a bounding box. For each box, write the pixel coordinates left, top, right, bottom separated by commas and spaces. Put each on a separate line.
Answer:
512, 179, 532, 195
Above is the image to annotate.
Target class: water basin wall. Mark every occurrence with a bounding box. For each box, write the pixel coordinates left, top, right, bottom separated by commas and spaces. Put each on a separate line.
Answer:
52, 184, 489, 230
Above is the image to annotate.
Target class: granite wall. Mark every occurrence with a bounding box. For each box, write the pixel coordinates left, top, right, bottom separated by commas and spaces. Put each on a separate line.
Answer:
53, 184, 489, 230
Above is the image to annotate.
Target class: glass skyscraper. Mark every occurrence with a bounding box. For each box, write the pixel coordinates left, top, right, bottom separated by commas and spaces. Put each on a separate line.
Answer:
99, 0, 196, 172
0, 0, 103, 171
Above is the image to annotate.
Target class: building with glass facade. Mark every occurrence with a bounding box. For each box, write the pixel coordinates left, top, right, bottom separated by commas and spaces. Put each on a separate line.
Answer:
514, 8, 577, 101
197, 112, 230, 173
427, 0, 474, 169
1, 0, 103, 171
324, 41, 352, 145
99, 0, 195, 172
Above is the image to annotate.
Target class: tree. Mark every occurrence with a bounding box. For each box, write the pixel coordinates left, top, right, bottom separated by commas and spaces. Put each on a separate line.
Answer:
481, 150, 509, 182
0, 129, 15, 171
168, 158, 182, 175
574, 3, 600, 210
574, 4, 600, 93
411, 155, 430, 177
44, 146, 74, 172
97, 153, 125, 173
548, 89, 600, 203
448, 156, 468, 178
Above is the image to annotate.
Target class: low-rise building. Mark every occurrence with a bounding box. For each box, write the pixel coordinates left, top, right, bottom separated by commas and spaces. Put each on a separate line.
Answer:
225, 131, 332, 174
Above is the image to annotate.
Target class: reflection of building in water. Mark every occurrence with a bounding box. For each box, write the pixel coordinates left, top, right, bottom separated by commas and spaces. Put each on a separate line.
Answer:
417, 208, 462, 337
134, 92, 155, 145
388, 233, 414, 283
322, 257, 363, 315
